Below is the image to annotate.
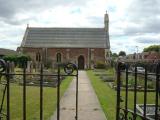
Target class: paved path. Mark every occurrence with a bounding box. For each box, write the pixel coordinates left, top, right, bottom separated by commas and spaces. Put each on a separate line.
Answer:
50, 71, 107, 120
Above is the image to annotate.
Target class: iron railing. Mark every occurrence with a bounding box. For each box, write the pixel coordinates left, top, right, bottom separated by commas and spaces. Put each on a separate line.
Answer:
116, 62, 160, 120
0, 59, 78, 120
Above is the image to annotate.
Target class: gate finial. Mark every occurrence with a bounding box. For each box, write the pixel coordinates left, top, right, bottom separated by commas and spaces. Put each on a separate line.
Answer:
0, 59, 6, 73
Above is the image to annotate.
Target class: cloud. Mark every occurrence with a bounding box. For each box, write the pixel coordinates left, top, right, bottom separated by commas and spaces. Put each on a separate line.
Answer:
0, 0, 107, 50
107, 0, 160, 54
108, 0, 160, 36
135, 35, 160, 44
0, 0, 159, 54
0, 0, 91, 25
124, 0, 160, 35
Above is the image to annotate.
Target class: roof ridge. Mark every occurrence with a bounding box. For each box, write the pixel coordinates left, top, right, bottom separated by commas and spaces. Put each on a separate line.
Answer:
20, 27, 109, 49
0, 48, 16, 51
28, 27, 104, 29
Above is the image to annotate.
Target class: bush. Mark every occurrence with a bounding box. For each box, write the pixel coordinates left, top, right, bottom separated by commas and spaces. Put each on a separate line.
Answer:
143, 45, 160, 52
17, 54, 31, 67
95, 61, 106, 69
45, 59, 53, 68
147, 82, 154, 89
128, 78, 135, 87
3, 54, 31, 67
3, 55, 17, 62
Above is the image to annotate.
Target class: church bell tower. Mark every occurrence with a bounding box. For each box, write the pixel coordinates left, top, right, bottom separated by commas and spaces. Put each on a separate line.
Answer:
104, 11, 109, 32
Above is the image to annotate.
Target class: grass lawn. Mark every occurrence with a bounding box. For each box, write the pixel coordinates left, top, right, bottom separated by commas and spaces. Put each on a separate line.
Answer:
87, 70, 158, 120
0, 76, 73, 120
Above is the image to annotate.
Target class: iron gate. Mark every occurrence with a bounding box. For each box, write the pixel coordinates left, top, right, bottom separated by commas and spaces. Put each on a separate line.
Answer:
116, 62, 160, 120
0, 59, 78, 120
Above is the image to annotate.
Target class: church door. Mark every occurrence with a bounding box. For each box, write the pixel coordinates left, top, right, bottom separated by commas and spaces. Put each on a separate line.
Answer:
78, 55, 84, 69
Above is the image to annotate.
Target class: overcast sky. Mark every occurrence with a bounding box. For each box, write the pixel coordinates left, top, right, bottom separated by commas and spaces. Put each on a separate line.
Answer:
0, 0, 159, 54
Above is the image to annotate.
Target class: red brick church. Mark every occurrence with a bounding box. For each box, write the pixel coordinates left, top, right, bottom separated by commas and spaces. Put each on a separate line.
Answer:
18, 12, 110, 69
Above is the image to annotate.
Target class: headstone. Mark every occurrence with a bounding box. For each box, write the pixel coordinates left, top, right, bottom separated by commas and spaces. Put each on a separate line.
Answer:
27, 61, 31, 73
136, 104, 160, 119
10, 62, 15, 73
30, 61, 33, 73
35, 62, 40, 72
27, 61, 33, 73
52, 61, 56, 69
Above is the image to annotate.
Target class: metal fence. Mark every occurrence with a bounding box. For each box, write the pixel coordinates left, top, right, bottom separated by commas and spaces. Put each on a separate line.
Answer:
0, 59, 78, 120
116, 62, 160, 120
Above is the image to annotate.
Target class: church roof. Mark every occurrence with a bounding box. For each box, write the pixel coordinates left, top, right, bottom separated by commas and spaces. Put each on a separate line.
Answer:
0, 48, 18, 56
21, 27, 110, 49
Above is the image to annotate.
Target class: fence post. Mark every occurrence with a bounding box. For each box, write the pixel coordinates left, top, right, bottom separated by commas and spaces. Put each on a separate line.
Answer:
40, 63, 43, 120
133, 65, 137, 120
124, 64, 128, 120
57, 63, 60, 120
23, 62, 26, 120
155, 62, 160, 120
6, 62, 10, 120
0, 59, 7, 119
116, 62, 122, 120
75, 68, 78, 120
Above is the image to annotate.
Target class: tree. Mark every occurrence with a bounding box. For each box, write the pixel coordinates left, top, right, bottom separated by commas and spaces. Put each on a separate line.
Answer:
118, 51, 126, 56
3, 55, 17, 62
112, 53, 118, 58
3, 54, 31, 67
17, 54, 31, 67
143, 45, 160, 52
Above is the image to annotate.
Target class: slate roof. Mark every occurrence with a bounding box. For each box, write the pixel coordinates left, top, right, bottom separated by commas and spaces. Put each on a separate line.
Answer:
21, 27, 110, 49
0, 48, 18, 56
145, 52, 160, 59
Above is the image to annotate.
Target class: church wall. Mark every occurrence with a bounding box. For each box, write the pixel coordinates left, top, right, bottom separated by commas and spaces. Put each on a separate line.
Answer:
94, 48, 105, 62
20, 47, 106, 69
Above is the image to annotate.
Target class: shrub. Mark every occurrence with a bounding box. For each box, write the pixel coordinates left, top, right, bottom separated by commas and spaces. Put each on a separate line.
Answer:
3, 54, 31, 67
147, 82, 154, 89
128, 78, 135, 87
95, 61, 106, 69
45, 59, 53, 69
143, 45, 160, 52
17, 54, 31, 67
3, 55, 17, 62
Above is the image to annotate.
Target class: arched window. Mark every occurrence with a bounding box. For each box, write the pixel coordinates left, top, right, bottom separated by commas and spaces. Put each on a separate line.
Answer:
56, 53, 61, 62
36, 52, 41, 62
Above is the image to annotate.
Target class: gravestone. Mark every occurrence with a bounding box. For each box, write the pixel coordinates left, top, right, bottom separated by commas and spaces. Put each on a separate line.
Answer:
10, 62, 15, 73
27, 61, 33, 73
8, 62, 15, 81
136, 104, 160, 119
35, 62, 41, 72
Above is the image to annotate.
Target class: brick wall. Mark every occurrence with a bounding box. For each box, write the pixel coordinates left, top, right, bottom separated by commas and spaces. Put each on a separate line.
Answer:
20, 47, 106, 69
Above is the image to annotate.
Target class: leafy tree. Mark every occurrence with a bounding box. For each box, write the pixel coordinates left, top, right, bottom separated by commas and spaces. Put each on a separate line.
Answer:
112, 53, 118, 58
3, 55, 17, 62
118, 51, 126, 56
3, 54, 31, 67
95, 61, 106, 69
17, 54, 31, 67
143, 45, 160, 52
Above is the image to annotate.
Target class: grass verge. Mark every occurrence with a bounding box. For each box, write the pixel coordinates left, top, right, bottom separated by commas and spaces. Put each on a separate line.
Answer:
0, 76, 73, 120
87, 70, 157, 120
